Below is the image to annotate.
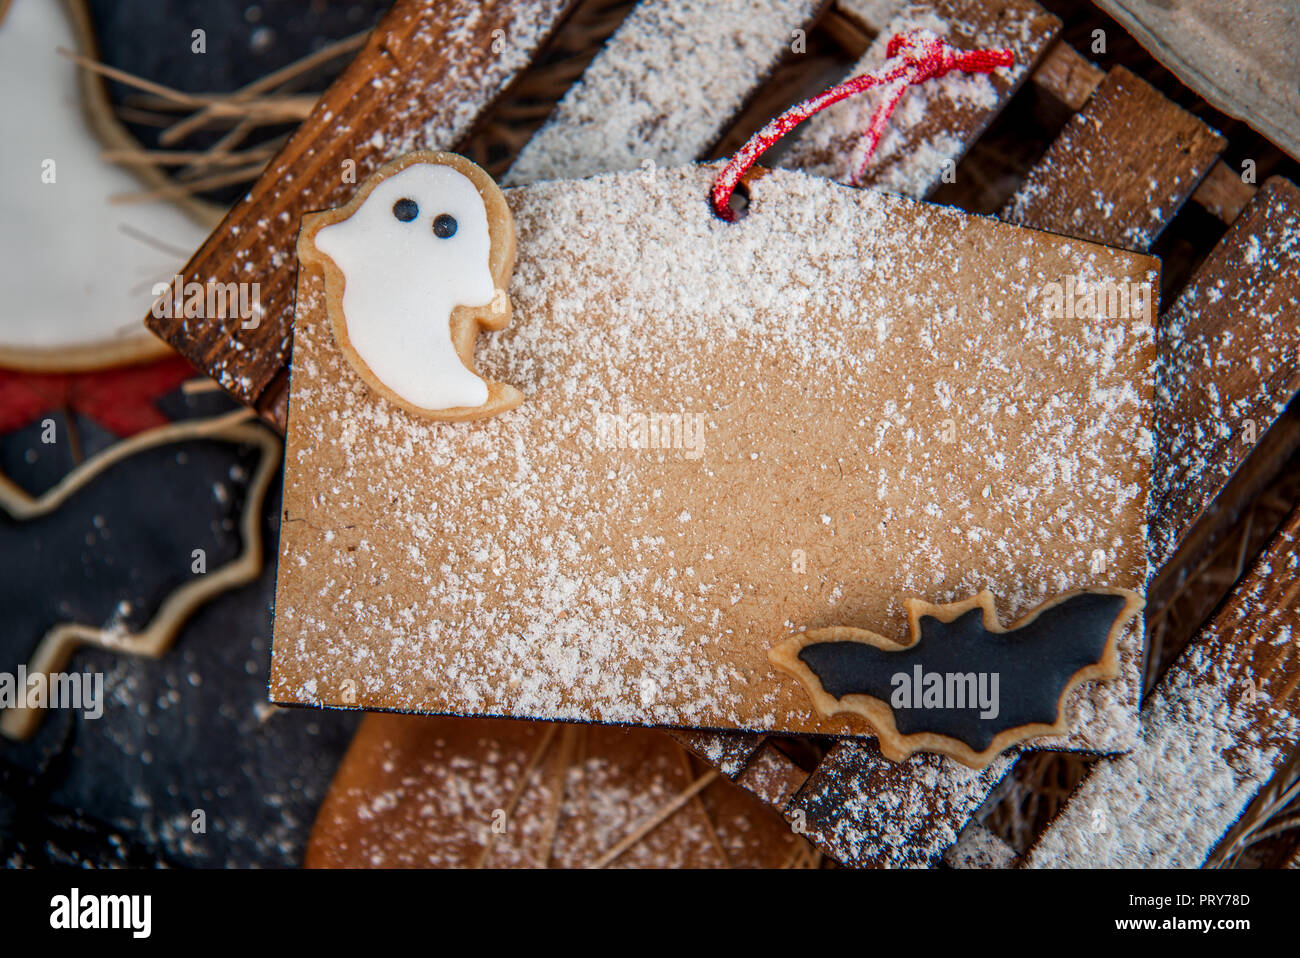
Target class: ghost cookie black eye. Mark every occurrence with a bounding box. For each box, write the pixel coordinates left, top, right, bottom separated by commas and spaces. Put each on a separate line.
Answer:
432, 214, 458, 239
392, 198, 418, 222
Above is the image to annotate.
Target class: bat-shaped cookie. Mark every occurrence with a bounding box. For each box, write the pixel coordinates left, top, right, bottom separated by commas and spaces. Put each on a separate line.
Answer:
769, 588, 1144, 768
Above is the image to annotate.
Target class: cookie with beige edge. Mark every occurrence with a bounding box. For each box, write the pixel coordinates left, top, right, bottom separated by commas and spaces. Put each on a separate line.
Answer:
0, 409, 280, 741
298, 151, 522, 422
0, 0, 214, 372
769, 587, 1145, 769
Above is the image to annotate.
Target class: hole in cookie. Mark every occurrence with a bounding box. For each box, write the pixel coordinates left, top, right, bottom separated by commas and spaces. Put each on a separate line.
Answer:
718, 182, 750, 222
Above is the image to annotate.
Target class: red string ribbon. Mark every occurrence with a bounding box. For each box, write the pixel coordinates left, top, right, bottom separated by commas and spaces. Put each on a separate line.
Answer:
711, 31, 1015, 220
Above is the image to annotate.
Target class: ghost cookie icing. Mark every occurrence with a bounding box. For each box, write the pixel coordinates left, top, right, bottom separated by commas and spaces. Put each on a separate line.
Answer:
299, 151, 522, 421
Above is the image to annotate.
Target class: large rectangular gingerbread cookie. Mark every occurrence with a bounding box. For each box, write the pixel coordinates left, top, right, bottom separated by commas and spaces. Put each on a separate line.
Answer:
270, 164, 1155, 751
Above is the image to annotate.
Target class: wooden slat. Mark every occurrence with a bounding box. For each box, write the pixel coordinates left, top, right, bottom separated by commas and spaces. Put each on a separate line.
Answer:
781, 0, 1060, 198
1002, 65, 1225, 250
668, 730, 768, 778
734, 740, 811, 807
834, 0, 907, 35
143, 0, 579, 422
1029, 39, 1103, 112
943, 821, 1019, 868
1151, 177, 1300, 569
784, 741, 1015, 867
1024, 504, 1300, 867
1192, 159, 1258, 224
504, 0, 828, 185
1145, 403, 1300, 686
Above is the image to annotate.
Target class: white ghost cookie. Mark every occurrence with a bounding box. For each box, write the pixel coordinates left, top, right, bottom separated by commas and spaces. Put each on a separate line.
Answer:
299, 151, 522, 421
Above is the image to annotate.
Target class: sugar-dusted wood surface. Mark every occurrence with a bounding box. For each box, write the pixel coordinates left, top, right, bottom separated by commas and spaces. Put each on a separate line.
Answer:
780, 0, 1060, 198
1003, 65, 1225, 250
504, 0, 827, 185
1151, 177, 1300, 569
1148, 404, 1300, 661
143, 0, 578, 423
669, 730, 767, 778
1024, 504, 1300, 867
785, 740, 1016, 866
944, 820, 1019, 868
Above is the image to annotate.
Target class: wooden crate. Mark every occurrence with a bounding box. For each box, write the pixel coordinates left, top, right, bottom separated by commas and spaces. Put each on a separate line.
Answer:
143, 0, 1300, 867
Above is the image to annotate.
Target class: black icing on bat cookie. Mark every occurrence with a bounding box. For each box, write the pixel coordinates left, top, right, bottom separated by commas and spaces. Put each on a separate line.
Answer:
768, 588, 1144, 769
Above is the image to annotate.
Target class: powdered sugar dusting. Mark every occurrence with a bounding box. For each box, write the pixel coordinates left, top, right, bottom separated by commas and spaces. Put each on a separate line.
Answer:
1025, 521, 1300, 867
793, 743, 1014, 866
505, 0, 821, 184
272, 164, 1153, 750
1151, 180, 1300, 567
943, 820, 1018, 868
386, 1, 570, 155
307, 716, 803, 867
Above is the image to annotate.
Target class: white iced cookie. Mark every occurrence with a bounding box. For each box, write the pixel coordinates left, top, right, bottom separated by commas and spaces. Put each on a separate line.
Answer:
299, 152, 521, 421
0, 0, 210, 371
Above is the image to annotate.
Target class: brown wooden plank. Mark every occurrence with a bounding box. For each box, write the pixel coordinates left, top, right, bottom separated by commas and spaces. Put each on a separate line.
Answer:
734, 740, 811, 807
780, 0, 1060, 198
1192, 159, 1258, 224
1151, 176, 1300, 570
834, 0, 907, 35
1029, 39, 1103, 112
143, 0, 579, 423
1145, 403, 1300, 690
1024, 503, 1300, 867
1002, 65, 1225, 250
784, 741, 1016, 867
680, 1, 1060, 801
